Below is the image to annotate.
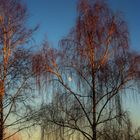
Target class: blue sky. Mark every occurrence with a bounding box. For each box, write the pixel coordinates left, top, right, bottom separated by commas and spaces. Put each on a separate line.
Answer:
26, 0, 77, 47
26, 0, 140, 51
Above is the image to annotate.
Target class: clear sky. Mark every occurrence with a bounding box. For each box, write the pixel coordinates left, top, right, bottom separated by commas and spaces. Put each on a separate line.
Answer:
26, 0, 77, 47
26, 0, 140, 52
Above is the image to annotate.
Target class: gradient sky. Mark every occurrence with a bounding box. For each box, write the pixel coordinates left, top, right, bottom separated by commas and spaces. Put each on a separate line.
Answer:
26, 0, 140, 51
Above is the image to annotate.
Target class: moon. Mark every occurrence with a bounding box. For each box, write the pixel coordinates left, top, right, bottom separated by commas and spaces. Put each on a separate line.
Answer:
68, 76, 72, 82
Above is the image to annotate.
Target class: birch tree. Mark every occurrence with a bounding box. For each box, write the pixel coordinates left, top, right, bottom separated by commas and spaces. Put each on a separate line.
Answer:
0, 0, 37, 139
32, 0, 140, 140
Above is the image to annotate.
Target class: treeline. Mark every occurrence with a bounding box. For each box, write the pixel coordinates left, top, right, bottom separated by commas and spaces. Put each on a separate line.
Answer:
0, 0, 140, 140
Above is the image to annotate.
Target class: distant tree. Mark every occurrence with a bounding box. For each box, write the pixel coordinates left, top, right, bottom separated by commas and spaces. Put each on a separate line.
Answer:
100, 113, 140, 140
32, 0, 140, 140
0, 0, 37, 139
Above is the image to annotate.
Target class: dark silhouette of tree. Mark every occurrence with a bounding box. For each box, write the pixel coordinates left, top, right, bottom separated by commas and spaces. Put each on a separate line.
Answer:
100, 113, 140, 140
0, 0, 37, 139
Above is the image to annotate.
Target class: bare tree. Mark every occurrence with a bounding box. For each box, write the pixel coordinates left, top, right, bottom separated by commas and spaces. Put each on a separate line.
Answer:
0, 0, 37, 139
100, 112, 140, 140
32, 0, 140, 140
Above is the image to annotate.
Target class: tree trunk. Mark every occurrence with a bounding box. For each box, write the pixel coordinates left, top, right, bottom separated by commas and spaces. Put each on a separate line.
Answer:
41, 126, 45, 140
0, 94, 3, 140
92, 69, 96, 140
